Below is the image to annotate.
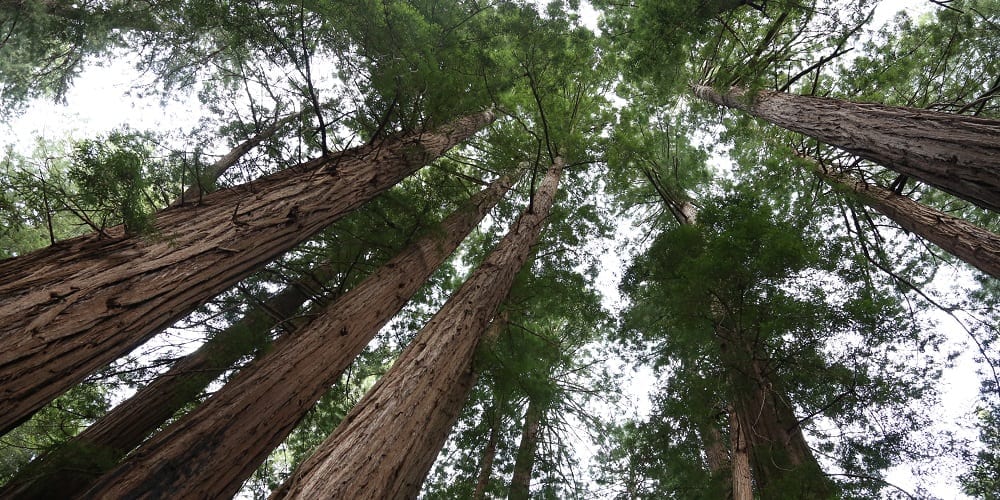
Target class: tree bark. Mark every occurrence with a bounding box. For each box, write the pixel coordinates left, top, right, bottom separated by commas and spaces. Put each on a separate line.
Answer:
270, 159, 563, 500
729, 406, 753, 500
0, 254, 351, 498
508, 397, 543, 500
472, 401, 503, 500
78, 172, 516, 499
699, 417, 729, 476
692, 85, 1000, 212
0, 109, 495, 435
176, 111, 302, 204
813, 164, 1000, 280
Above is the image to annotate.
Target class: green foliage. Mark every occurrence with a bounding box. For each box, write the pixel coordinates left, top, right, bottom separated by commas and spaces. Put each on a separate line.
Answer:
962, 404, 1000, 499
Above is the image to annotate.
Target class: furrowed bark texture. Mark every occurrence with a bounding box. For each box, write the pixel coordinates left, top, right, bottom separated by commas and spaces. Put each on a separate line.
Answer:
815, 165, 1000, 279
79, 173, 515, 500
177, 111, 301, 204
508, 397, 543, 500
271, 159, 563, 500
0, 109, 495, 434
730, 406, 753, 500
1, 258, 347, 499
699, 418, 729, 476
692, 85, 1000, 212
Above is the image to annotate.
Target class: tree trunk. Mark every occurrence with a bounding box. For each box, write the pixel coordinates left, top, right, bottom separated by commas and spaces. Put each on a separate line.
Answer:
78, 172, 516, 500
0, 109, 495, 435
813, 163, 1000, 279
270, 159, 563, 500
472, 401, 503, 500
730, 356, 832, 499
0, 254, 353, 499
176, 111, 302, 204
729, 406, 753, 500
699, 417, 730, 476
692, 85, 1000, 212
508, 397, 544, 500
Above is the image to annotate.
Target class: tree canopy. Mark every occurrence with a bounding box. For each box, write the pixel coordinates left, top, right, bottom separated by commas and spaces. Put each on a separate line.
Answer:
1, 0, 997, 498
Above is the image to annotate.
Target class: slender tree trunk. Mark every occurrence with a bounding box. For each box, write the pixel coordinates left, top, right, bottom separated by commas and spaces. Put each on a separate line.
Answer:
508, 397, 544, 500
176, 111, 302, 204
0, 109, 495, 435
0, 253, 354, 499
729, 406, 753, 500
473, 401, 504, 500
270, 159, 563, 500
692, 85, 1000, 212
813, 163, 1000, 279
78, 172, 516, 499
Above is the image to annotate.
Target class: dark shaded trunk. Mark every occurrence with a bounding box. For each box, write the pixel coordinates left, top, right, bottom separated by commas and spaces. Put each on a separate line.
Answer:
508, 397, 543, 500
0, 110, 495, 435
176, 111, 302, 204
472, 401, 503, 500
698, 415, 734, 498
270, 159, 562, 500
692, 85, 1000, 212
814, 164, 1000, 279
78, 173, 515, 499
0, 255, 352, 498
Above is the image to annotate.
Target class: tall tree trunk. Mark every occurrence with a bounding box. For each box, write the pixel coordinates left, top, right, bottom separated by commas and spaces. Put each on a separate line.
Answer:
729, 354, 832, 499
813, 163, 1000, 279
698, 415, 733, 497
729, 406, 753, 500
0, 109, 495, 435
508, 397, 544, 500
78, 172, 516, 499
270, 159, 563, 500
176, 111, 302, 204
692, 85, 1000, 212
0, 253, 355, 498
473, 400, 504, 500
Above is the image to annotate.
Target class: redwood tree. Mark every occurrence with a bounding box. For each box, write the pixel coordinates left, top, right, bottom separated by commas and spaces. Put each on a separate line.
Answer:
0, 109, 495, 434
270, 159, 563, 499
811, 161, 1000, 280
692, 85, 1000, 212
79, 170, 516, 499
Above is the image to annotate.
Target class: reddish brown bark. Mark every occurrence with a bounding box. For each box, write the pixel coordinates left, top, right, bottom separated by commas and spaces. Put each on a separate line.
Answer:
692, 85, 1000, 212
0, 109, 495, 435
814, 164, 1000, 280
270, 159, 563, 500
0, 255, 351, 498
508, 397, 543, 500
78, 172, 515, 499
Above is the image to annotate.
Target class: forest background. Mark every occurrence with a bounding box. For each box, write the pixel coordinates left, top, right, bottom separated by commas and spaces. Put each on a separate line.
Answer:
0, 0, 998, 498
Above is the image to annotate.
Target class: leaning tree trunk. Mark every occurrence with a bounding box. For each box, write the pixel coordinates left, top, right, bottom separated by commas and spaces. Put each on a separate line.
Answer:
692, 85, 1000, 212
78, 173, 516, 499
0, 251, 358, 499
176, 110, 302, 204
270, 159, 563, 500
0, 109, 495, 435
508, 397, 544, 500
813, 163, 1000, 279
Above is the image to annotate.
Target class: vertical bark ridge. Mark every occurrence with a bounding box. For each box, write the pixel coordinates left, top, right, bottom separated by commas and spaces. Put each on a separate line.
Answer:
0, 110, 496, 435
730, 406, 753, 500
77, 171, 516, 500
692, 85, 1000, 212
813, 164, 1000, 279
271, 159, 563, 500
472, 400, 503, 500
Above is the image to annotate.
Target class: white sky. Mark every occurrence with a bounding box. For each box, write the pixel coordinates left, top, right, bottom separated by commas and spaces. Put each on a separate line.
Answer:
0, 1, 984, 498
